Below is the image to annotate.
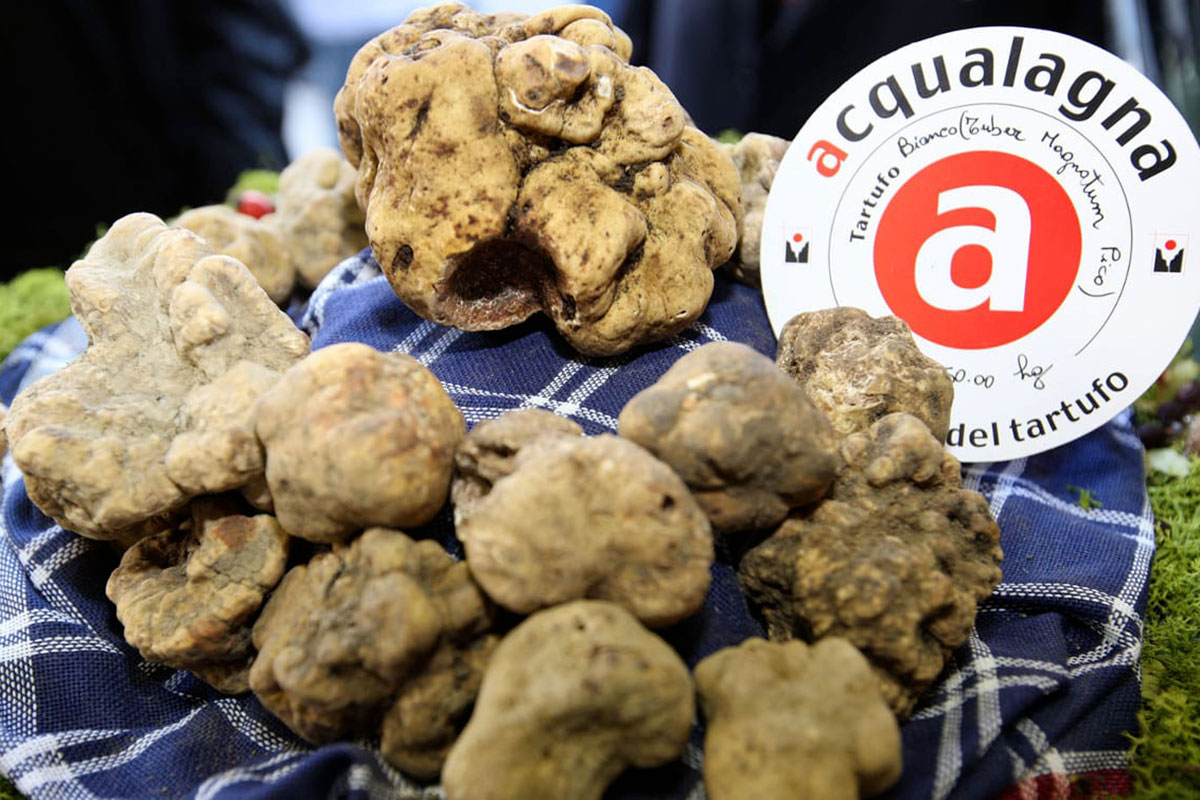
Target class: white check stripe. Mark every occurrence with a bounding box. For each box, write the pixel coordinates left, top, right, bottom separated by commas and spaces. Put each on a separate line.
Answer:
1060, 749, 1129, 772
693, 323, 727, 342
16, 705, 209, 789
0, 635, 121, 662
931, 658, 964, 800
1004, 483, 1147, 531
910, 674, 1064, 720
969, 633, 1003, 758
24, 535, 94, 588
374, 753, 445, 800
195, 751, 308, 800
520, 361, 585, 408
1014, 718, 1070, 795
0, 524, 36, 743
13, 526, 72, 575
0, 607, 87, 638
212, 697, 308, 753
413, 327, 463, 367
392, 319, 438, 356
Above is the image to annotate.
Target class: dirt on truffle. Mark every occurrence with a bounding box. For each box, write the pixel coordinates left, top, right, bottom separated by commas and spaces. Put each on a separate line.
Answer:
739, 413, 1003, 716
777, 307, 954, 443
250, 528, 496, 778
619, 341, 838, 535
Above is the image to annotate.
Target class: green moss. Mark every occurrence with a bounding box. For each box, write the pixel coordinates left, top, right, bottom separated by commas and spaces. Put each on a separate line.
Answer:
714, 128, 743, 144
0, 774, 22, 800
1134, 339, 1197, 423
1067, 485, 1104, 510
0, 268, 71, 363
1128, 456, 1200, 797
226, 169, 280, 201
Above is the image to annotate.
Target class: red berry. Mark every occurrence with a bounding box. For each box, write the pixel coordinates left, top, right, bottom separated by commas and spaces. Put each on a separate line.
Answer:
236, 189, 275, 219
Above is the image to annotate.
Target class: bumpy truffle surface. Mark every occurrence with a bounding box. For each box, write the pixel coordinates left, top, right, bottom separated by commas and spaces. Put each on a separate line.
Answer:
269, 147, 369, 288
176, 205, 296, 304
335, 3, 741, 356
3, 213, 310, 540
250, 528, 495, 776
255, 342, 465, 543
619, 341, 838, 534
456, 434, 712, 627
739, 413, 1003, 716
451, 408, 583, 523
106, 497, 289, 693
695, 637, 902, 800
721, 133, 789, 287
442, 600, 694, 800
777, 307, 954, 442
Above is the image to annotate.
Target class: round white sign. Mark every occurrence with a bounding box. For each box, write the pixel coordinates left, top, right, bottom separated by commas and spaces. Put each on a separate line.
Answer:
761, 26, 1200, 462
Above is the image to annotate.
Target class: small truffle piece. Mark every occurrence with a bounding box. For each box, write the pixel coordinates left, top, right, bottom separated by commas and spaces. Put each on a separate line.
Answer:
380, 634, 498, 780
777, 307, 954, 442
739, 413, 1003, 716
177, 204, 296, 305
456, 434, 713, 627
695, 637, 902, 800
451, 408, 583, 523
3, 213, 310, 540
720, 133, 789, 287
442, 600, 694, 800
269, 147, 369, 289
250, 527, 496, 775
335, 4, 741, 355
254, 343, 465, 543
106, 497, 289, 693
619, 341, 838, 534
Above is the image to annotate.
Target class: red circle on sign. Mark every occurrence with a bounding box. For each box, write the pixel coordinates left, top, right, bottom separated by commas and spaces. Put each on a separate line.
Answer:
874, 151, 1081, 349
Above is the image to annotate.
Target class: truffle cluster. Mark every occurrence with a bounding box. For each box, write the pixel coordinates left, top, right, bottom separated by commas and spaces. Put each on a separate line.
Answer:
0, 4, 1009, 797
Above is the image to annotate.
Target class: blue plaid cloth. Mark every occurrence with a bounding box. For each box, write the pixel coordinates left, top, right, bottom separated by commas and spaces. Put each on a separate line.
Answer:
0, 250, 1149, 799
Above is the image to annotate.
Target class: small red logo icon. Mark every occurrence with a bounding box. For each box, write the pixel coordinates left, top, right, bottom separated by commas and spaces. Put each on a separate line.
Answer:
1154, 234, 1186, 273
785, 231, 809, 263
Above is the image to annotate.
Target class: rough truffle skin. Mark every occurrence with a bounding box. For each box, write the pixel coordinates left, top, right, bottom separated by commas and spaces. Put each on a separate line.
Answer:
451, 408, 583, 524
721, 133, 789, 287
176, 205, 296, 305
456, 434, 713, 627
254, 342, 465, 543
776, 307, 954, 442
3, 213, 310, 540
106, 497, 289, 693
618, 341, 838, 534
269, 147, 369, 289
695, 638, 902, 800
442, 600, 694, 800
738, 413, 1003, 716
334, 4, 741, 356
250, 528, 496, 777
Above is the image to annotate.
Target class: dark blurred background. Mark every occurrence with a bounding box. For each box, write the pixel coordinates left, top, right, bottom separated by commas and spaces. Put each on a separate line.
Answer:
3, 0, 1198, 278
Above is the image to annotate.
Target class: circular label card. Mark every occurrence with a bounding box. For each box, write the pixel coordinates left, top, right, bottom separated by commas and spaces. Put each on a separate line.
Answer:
761, 26, 1200, 462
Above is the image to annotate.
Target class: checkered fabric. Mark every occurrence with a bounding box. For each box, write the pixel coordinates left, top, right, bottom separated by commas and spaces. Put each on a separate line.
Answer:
0, 249, 1149, 799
